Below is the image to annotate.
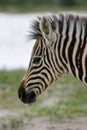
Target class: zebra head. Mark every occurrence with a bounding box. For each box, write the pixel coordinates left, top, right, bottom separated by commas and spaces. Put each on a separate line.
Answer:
18, 16, 64, 104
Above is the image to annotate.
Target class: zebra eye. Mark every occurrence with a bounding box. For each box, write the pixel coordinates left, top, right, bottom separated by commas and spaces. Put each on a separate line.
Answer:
32, 57, 41, 64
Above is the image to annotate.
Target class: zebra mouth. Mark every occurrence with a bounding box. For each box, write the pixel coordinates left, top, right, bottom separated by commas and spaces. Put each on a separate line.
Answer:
27, 91, 36, 104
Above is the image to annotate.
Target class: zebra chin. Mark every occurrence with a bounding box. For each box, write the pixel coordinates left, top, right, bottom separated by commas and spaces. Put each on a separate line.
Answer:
18, 87, 37, 104
27, 90, 37, 104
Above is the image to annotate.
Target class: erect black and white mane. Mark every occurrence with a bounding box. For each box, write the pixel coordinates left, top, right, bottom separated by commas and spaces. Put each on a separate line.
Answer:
29, 13, 87, 40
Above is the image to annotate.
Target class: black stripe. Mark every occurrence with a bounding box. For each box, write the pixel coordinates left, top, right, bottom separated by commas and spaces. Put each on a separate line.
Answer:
84, 19, 87, 83
54, 49, 64, 72
58, 15, 69, 71
75, 35, 82, 80
29, 66, 53, 82
35, 47, 40, 55
33, 41, 40, 56
54, 36, 58, 50
29, 68, 43, 77
44, 58, 50, 68
66, 16, 70, 36
38, 40, 44, 56
29, 86, 42, 94
75, 20, 87, 81
54, 37, 64, 72
50, 47, 62, 75
62, 36, 69, 64
85, 19, 87, 37
59, 14, 64, 35
62, 18, 70, 64
27, 82, 43, 93
58, 35, 68, 72
41, 72, 49, 81
68, 19, 77, 77
42, 66, 54, 82
85, 55, 87, 83
46, 48, 56, 74
35, 40, 43, 56
78, 37, 86, 81
43, 67, 54, 83
50, 50, 56, 71
28, 76, 48, 89
68, 37, 76, 76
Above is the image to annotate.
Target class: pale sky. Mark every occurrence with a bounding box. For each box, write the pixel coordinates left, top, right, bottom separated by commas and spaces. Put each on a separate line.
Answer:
0, 13, 35, 69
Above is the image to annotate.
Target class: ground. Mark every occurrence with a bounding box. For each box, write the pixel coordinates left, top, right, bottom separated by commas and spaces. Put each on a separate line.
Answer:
0, 107, 87, 130
16, 116, 87, 130
0, 70, 87, 130
1, 115, 87, 130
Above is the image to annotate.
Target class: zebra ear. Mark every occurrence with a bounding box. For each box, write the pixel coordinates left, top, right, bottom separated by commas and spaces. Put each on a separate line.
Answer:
39, 16, 57, 45
39, 16, 51, 35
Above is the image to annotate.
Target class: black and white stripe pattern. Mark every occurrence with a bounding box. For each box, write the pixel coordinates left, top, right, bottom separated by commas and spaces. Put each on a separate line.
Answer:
21, 13, 87, 97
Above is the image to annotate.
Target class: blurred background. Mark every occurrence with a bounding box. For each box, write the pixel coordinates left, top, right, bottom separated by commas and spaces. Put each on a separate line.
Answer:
0, 0, 87, 70
0, 1, 87, 130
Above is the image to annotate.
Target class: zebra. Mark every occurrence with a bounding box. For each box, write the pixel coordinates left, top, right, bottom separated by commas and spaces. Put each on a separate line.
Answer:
18, 13, 87, 104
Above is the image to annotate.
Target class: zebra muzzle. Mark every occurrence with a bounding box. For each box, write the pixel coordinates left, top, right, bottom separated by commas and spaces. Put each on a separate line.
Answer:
18, 86, 36, 104
27, 91, 36, 104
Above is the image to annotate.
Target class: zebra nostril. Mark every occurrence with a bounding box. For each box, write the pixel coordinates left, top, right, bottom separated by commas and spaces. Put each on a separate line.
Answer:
18, 87, 27, 104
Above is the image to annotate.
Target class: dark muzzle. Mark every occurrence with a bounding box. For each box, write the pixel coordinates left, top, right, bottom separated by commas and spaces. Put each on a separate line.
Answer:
18, 87, 36, 104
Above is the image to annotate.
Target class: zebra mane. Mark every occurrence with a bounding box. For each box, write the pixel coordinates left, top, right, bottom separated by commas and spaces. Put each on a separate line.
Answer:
29, 13, 87, 40
29, 17, 42, 39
